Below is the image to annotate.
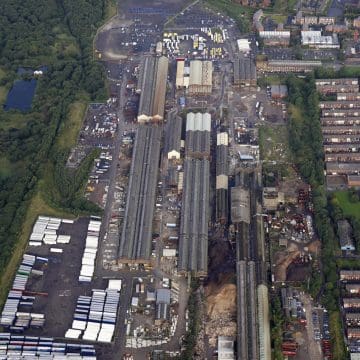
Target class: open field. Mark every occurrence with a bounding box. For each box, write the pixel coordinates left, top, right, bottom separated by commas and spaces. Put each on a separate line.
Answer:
272, 0, 297, 13
56, 101, 88, 150
334, 191, 360, 219
105, 0, 118, 19
259, 124, 291, 162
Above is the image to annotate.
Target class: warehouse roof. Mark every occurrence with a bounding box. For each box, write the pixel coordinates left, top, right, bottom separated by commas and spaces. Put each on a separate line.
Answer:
137, 56, 169, 122
165, 113, 182, 154
178, 159, 209, 275
156, 289, 171, 304
186, 112, 211, 132
218, 336, 235, 360
231, 187, 250, 224
119, 125, 162, 262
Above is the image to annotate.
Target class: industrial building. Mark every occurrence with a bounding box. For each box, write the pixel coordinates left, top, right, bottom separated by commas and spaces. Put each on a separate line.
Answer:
185, 112, 211, 158
178, 158, 210, 277
270, 85, 288, 99
257, 60, 322, 73
216, 133, 229, 224
234, 54, 257, 86
137, 56, 169, 122
218, 336, 235, 360
188, 60, 213, 95
178, 112, 211, 276
118, 125, 162, 264
237, 38, 251, 53
258, 31, 290, 46
236, 261, 259, 360
175, 59, 185, 89
165, 112, 182, 160
301, 31, 339, 49
231, 187, 250, 224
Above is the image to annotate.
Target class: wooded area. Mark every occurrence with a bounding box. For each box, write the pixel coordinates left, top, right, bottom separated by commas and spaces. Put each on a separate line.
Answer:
286, 74, 346, 359
0, 0, 108, 273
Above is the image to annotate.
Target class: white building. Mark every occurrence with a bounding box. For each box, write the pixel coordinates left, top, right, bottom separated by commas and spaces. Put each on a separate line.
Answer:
301, 31, 340, 49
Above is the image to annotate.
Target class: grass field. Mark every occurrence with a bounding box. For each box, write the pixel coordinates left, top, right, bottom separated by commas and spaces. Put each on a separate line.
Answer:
272, 0, 297, 13
334, 191, 360, 219
56, 101, 87, 150
329, 311, 346, 360
0, 112, 31, 131
0, 192, 74, 308
105, 0, 118, 19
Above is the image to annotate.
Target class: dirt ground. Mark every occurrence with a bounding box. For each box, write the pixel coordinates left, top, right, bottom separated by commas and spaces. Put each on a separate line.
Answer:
204, 282, 237, 349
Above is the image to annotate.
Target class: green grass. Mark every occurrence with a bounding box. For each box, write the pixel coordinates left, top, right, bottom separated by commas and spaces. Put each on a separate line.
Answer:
272, 0, 297, 13
0, 157, 12, 179
329, 311, 346, 360
56, 101, 87, 150
334, 191, 360, 219
0, 192, 74, 309
0, 86, 8, 105
105, 0, 118, 19
0, 112, 31, 131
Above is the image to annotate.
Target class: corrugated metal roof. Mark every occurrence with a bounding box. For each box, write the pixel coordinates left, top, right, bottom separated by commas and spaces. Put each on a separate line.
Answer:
186, 112, 195, 131
156, 289, 171, 304
217, 132, 229, 146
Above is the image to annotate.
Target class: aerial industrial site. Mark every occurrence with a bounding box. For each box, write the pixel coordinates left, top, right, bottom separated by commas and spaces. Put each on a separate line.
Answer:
2, 0, 360, 359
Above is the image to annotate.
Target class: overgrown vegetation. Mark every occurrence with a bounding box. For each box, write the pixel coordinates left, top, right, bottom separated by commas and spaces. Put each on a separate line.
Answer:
286, 74, 346, 359
180, 278, 201, 359
0, 0, 109, 288
270, 295, 285, 360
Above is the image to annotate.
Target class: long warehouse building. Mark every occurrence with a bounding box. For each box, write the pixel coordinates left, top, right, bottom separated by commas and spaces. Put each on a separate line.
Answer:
118, 125, 162, 264
137, 56, 169, 122
178, 158, 210, 277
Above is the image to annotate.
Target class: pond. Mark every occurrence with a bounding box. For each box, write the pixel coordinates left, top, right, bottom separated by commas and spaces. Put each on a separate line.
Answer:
4, 78, 37, 112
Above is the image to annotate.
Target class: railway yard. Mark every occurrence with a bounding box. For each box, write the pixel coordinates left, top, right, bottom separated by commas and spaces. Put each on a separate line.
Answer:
1, 0, 356, 359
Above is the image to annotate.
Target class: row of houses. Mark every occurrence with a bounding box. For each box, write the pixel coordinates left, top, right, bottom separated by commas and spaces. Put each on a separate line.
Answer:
340, 270, 360, 359
316, 78, 360, 190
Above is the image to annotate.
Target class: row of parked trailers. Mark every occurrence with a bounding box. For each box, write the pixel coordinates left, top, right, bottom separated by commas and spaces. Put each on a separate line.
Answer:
79, 220, 101, 283
67, 282, 121, 343
0, 333, 96, 359
0, 254, 47, 332
29, 216, 73, 246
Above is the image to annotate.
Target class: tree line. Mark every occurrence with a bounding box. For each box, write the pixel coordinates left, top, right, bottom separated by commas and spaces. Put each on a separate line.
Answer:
286, 74, 346, 358
0, 0, 108, 273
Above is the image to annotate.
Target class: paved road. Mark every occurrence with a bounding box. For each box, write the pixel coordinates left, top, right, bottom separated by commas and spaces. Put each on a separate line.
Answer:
300, 293, 323, 360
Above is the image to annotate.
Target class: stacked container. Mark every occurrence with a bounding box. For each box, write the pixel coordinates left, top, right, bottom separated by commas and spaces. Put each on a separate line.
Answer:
0, 333, 96, 358
79, 220, 101, 282
0, 254, 47, 332
68, 282, 120, 343
29, 216, 72, 246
